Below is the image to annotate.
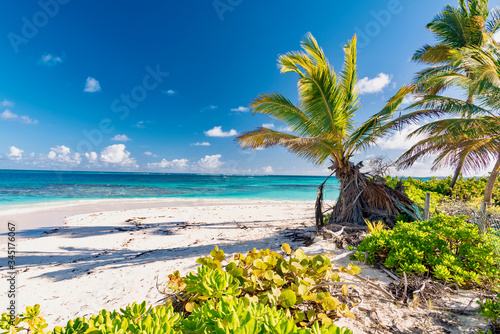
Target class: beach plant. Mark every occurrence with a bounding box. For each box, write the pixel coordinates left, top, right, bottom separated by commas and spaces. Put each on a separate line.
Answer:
0, 300, 353, 334
165, 244, 360, 327
477, 294, 500, 332
354, 215, 500, 290
236, 32, 421, 226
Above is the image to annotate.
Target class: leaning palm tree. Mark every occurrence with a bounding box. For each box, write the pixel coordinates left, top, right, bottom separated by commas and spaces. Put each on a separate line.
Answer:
237, 33, 420, 227
411, 0, 500, 188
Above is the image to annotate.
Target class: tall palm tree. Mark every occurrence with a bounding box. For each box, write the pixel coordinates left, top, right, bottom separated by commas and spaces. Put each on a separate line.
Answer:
411, 0, 500, 188
237, 33, 420, 226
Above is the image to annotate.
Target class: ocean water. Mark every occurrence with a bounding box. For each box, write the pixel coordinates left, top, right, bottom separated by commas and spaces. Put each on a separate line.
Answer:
0, 170, 340, 210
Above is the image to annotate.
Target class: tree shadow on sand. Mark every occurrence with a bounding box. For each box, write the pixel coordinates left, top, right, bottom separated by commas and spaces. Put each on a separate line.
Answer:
4, 221, 314, 282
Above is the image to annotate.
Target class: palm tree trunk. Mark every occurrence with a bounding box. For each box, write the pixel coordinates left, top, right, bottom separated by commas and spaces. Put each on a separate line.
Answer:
326, 162, 423, 227
450, 158, 465, 189
483, 155, 500, 208
450, 95, 474, 190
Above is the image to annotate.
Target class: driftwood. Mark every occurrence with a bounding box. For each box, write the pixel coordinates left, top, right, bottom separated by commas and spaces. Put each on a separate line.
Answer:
315, 160, 423, 228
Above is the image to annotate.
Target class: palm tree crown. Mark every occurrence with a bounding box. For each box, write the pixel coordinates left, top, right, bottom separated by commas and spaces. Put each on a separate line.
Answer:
237, 33, 418, 226
237, 33, 406, 170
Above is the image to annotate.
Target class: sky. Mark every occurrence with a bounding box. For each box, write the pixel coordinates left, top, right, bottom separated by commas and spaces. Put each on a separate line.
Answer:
0, 0, 498, 176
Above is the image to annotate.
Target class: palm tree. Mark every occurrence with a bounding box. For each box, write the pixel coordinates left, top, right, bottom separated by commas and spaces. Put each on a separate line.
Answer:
411, 0, 500, 188
394, 43, 500, 207
237, 33, 420, 227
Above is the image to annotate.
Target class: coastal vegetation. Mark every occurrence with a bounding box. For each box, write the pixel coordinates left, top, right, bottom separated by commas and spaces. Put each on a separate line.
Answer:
354, 215, 500, 290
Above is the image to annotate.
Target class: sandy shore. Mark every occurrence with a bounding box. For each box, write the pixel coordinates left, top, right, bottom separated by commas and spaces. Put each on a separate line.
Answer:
0, 199, 321, 326
0, 198, 489, 333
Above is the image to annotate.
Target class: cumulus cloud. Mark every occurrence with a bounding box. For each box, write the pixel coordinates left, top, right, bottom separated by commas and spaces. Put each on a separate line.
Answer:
262, 166, 274, 174
191, 142, 211, 146
262, 123, 275, 129
147, 158, 189, 169
144, 151, 159, 157
84, 77, 101, 92
8, 146, 23, 160
376, 124, 426, 150
0, 109, 38, 124
230, 106, 250, 112
39, 54, 63, 66
204, 126, 238, 137
100, 144, 137, 167
111, 134, 132, 142
1, 100, 14, 107
198, 154, 224, 169
1, 110, 17, 120
47, 145, 81, 165
85, 151, 98, 163
162, 89, 176, 95
357, 73, 391, 94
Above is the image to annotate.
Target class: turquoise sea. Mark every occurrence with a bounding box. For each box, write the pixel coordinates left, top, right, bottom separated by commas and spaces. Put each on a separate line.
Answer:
0, 170, 340, 210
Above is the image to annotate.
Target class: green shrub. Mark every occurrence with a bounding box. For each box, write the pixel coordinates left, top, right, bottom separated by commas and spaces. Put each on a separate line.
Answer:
477, 294, 500, 332
0, 300, 353, 334
354, 215, 500, 290
166, 244, 360, 326
385, 176, 500, 206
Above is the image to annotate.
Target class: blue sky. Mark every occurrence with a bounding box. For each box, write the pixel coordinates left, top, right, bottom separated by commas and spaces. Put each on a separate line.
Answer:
0, 0, 495, 176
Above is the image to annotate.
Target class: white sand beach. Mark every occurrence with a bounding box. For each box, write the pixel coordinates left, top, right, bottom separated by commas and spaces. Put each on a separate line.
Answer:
0, 198, 489, 333
0, 199, 321, 326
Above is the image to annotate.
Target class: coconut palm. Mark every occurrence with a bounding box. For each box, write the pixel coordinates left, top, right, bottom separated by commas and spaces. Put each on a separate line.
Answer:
411, 0, 500, 188
237, 33, 420, 227
394, 43, 500, 207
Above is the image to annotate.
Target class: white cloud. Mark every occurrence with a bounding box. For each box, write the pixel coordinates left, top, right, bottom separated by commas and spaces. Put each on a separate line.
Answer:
100, 144, 137, 167
402, 94, 422, 105
0, 109, 38, 124
204, 126, 238, 137
262, 123, 275, 129
1, 110, 18, 120
85, 152, 98, 163
198, 154, 224, 169
135, 121, 150, 129
263, 165, 274, 174
144, 151, 159, 157
1, 100, 14, 107
191, 142, 211, 146
147, 158, 189, 169
200, 105, 218, 112
162, 89, 176, 95
494, 31, 500, 43
84, 77, 101, 92
230, 106, 250, 112
357, 73, 391, 94
8, 146, 23, 160
392, 161, 455, 178
376, 124, 426, 150
47, 145, 81, 165
111, 134, 132, 142
20, 115, 38, 124
39, 54, 63, 66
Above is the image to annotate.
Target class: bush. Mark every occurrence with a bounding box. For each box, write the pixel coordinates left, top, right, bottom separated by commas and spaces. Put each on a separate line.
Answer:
354, 215, 500, 290
477, 294, 500, 333
165, 244, 360, 327
385, 176, 500, 208
0, 300, 353, 334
